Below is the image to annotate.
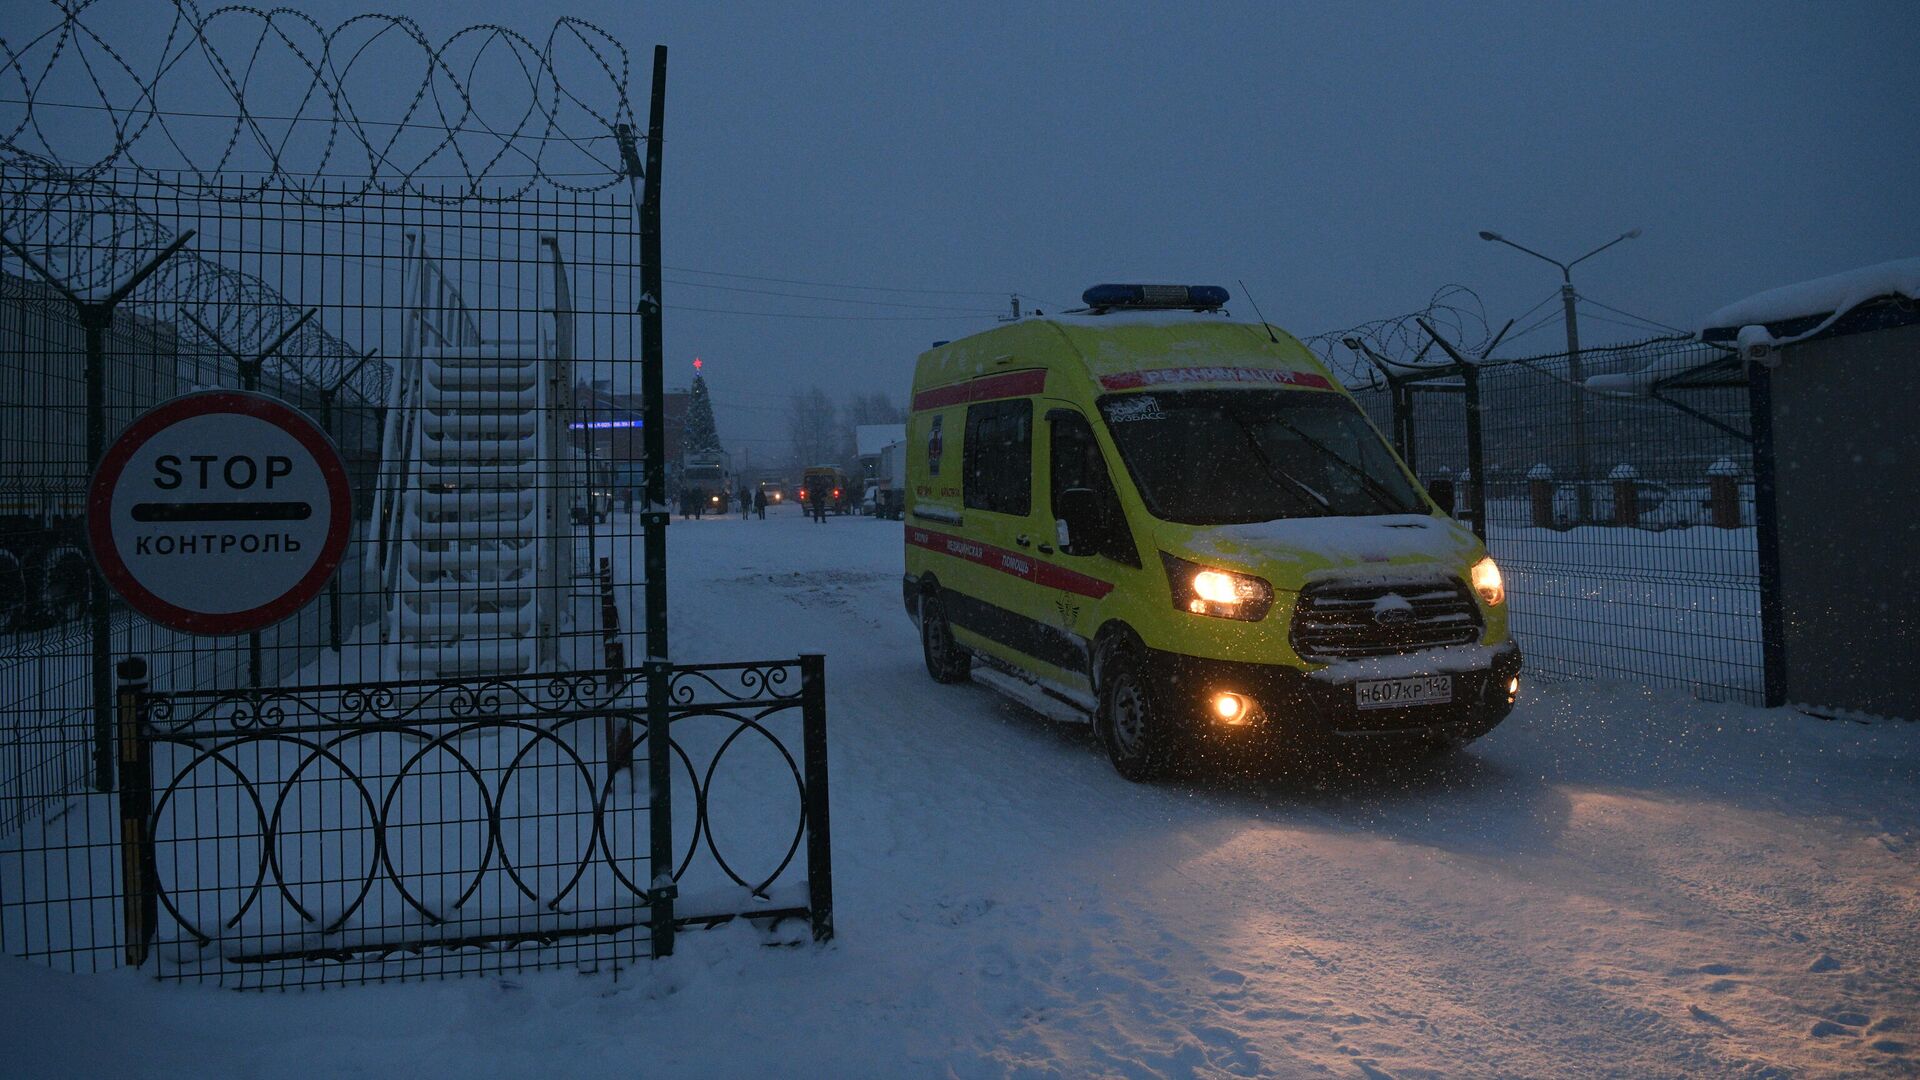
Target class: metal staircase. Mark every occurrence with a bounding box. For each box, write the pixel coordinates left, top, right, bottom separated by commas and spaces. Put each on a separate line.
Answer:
371, 234, 578, 679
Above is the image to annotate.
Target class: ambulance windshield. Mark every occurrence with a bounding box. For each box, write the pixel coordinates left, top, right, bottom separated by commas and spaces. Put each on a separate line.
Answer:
1098, 389, 1422, 525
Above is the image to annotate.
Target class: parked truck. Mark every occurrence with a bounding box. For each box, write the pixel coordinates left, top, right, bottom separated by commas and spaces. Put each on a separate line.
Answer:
681, 450, 733, 515
873, 438, 907, 520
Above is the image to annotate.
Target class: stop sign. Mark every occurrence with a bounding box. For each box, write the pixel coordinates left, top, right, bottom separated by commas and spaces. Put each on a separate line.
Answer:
87, 390, 353, 635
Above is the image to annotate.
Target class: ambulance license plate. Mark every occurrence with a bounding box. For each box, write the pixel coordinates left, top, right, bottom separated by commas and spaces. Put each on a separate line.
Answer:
1354, 675, 1452, 710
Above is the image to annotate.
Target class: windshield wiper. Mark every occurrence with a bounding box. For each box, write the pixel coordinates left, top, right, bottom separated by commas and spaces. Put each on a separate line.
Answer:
1227, 411, 1331, 515
1258, 412, 1412, 515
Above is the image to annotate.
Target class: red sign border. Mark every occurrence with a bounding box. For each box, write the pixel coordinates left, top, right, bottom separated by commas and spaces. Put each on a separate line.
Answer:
86, 390, 354, 635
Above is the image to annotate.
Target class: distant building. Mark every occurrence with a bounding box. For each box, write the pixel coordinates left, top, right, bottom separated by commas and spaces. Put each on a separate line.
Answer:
852, 423, 905, 485
570, 383, 690, 496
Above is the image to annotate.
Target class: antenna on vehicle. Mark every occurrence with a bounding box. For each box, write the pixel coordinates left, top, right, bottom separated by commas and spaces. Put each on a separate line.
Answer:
1237, 279, 1280, 343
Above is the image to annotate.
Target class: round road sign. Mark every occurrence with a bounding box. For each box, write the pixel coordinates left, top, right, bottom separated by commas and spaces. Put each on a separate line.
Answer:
87, 390, 353, 635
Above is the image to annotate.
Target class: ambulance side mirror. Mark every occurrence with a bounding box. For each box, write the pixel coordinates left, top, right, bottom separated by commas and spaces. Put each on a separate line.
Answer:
1056, 487, 1104, 556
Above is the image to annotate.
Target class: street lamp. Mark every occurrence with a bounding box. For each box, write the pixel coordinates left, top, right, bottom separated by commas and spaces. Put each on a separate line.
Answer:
1479, 226, 1642, 522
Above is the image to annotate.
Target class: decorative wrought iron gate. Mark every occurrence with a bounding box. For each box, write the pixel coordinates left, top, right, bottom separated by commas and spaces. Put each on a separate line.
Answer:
113, 655, 829, 988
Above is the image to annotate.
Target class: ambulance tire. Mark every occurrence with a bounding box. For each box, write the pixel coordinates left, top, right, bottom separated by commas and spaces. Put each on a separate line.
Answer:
1096, 639, 1183, 782
920, 593, 972, 684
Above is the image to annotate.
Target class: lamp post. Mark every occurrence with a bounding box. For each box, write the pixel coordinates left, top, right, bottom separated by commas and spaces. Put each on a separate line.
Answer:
1479, 227, 1641, 522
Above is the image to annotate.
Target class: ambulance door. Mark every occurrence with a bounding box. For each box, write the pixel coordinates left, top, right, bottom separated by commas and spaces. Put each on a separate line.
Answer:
943, 396, 1059, 677
1040, 403, 1134, 693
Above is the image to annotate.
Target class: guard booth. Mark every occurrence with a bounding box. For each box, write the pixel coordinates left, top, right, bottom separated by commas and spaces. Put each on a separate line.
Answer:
1695, 259, 1920, 720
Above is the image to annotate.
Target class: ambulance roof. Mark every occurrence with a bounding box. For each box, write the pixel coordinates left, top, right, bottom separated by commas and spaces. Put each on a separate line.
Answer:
913, 310, 1336, 402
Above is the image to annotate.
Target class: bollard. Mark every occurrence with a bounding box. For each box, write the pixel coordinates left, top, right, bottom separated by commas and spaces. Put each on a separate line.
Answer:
1527, 463, 1555, 529
1610, 464, 1640, 527
1708, 457, 1741, 529
114, 657, 156, 968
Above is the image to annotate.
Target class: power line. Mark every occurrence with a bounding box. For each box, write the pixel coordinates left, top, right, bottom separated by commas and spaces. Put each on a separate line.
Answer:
661, 263, 1007, 297
669, 303, 993, 322
664, 277, 1003, 313
1578, 294, 1689, 335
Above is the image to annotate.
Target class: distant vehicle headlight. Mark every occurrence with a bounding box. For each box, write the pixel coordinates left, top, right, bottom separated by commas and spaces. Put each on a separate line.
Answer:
1470, 556, 1504, 606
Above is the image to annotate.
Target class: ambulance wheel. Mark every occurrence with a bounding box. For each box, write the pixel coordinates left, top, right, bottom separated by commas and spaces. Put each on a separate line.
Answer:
920, 593, 971, 684
1097, 641, 1181, 782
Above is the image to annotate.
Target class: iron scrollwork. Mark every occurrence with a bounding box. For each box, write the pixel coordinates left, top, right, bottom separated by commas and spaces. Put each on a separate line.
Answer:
135, 658, 828, 981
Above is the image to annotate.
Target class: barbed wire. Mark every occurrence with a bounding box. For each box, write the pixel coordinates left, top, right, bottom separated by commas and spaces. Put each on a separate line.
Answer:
1, 1, 636, 205
2, 178, 386, 402
1302, 284, 1495, 387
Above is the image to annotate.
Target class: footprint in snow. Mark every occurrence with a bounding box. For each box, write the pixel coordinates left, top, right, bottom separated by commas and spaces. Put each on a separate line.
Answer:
1807, 953, 1843, 973
1810, 1020, 1853, 1038
1687, 1003, 1728, 1027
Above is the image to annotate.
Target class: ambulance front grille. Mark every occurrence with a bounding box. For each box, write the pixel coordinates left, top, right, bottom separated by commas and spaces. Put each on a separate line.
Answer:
1290, 578, 1483, 660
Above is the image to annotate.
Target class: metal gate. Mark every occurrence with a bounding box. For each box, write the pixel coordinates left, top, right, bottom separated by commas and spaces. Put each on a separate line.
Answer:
109, 656, 829, 988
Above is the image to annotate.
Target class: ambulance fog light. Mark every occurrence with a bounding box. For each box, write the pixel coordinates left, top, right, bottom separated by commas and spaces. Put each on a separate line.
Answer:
1507, 676, 1520, 703
1211, 692, 1253, 725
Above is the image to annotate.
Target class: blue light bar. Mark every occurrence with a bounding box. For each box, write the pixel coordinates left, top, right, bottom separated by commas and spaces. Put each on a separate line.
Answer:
1081, 283, 1231, 311
569, 419, 643, 430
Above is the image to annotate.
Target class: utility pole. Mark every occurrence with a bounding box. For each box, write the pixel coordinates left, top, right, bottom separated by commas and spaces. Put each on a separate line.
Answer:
1479, 227, 1641, 523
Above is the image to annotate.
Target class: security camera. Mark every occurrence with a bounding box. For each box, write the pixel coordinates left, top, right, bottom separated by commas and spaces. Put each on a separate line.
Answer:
1736, 325, 1781, 370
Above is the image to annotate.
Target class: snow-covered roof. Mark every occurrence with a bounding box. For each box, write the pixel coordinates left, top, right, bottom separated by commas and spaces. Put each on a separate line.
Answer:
1699, 256, 1920, 343
854, 424, 905, 457
1588, 257, 1920, 395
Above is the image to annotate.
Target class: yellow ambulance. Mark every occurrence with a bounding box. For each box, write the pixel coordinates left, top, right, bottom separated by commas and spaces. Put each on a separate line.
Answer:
903, 284, 1520, 780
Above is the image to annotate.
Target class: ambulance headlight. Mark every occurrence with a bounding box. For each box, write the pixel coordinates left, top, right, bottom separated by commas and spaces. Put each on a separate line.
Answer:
1163, 553, 1273, 621
1470, 556, 1505, 606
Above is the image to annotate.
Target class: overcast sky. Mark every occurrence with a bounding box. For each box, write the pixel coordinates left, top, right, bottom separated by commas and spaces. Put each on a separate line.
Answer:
15, 1, 1920, 464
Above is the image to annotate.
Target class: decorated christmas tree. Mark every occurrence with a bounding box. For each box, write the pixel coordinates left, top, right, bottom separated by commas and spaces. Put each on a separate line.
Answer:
683, 359, 723, 455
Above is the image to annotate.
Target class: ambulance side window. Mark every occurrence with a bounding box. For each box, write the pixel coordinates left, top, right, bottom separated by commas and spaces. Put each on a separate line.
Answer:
1049, 411, 1136, 566
962, 399, 1032, 516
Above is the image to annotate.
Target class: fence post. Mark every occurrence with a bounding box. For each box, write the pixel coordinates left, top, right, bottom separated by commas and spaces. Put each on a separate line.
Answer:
1428, 473, 1456, 519
644, 659, 676, 957
1461, 364, 1487, 543
114, 657, 155, 968
1708, 457, 1741, 529
1748, 367, 1788, 707
1527, 464, 1555, 529
800, 653, 834, 943
1610, 464, 1640, 527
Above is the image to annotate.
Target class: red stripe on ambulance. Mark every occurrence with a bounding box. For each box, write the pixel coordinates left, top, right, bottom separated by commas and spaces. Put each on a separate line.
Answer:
908, 526, 1113, 600
910, 369, 1048, 411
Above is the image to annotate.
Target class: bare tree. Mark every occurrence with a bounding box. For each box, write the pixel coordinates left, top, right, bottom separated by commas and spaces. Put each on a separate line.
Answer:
844, 391, 903, 427
787, 386, 842, 468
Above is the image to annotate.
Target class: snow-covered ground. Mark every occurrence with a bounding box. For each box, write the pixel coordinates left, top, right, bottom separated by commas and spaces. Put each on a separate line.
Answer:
3, 507, 1916, 1078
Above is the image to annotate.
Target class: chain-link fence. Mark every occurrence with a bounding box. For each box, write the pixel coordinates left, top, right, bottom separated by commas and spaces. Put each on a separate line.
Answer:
1354, 336, 1763, 703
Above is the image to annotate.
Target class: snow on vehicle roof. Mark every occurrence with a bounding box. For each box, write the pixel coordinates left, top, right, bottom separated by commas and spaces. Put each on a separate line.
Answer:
1699, 256, 1920, 340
